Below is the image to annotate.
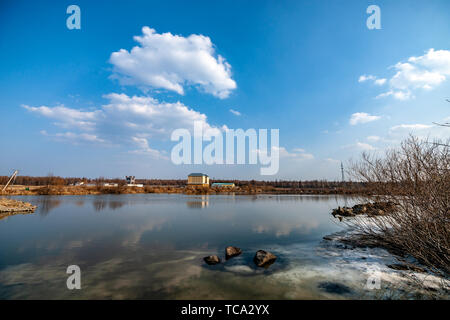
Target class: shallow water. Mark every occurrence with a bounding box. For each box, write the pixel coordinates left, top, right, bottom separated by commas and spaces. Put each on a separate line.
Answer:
0, 194, 441, 299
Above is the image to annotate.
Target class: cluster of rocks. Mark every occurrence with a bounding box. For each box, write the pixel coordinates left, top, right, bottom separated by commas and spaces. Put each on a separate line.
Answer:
332, 201, 396, 219
203, 246, 277, 268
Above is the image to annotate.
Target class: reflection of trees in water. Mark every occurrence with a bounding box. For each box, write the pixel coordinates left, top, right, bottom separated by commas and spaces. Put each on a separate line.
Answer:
93, 199, 126, 211
38, 198, 62, 216
92, 200, 107, 212
109, 201, 125, 210
75, 200, 85, 207
250, 194, 354, 203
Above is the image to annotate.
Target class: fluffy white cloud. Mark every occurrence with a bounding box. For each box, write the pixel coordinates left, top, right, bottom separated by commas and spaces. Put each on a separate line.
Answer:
349, 112, 381, 125
130, 137, 168, 159
229, 109, 241, 116
109, 27, 237, 98
23, 105, 100, 131
363, 49, 450, 100
374, 78, 387, 85
25, 93, 222, 157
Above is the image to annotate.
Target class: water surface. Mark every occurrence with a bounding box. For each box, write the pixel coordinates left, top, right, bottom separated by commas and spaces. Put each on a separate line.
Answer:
0, 194, 423, 299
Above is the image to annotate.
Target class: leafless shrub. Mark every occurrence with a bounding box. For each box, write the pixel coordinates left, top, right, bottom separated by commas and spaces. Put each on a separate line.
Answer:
347, 135, 450, 277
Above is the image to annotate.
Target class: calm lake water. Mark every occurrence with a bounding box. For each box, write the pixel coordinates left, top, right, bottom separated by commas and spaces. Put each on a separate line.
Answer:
0, 194, 428, 299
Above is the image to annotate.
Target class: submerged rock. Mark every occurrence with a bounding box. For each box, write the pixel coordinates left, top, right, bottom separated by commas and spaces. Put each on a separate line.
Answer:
253, 250, 277, 267
318, 282, 352, 295
331, 206, 354, 217
225, 246, 242, 260
203, 255, 221, 265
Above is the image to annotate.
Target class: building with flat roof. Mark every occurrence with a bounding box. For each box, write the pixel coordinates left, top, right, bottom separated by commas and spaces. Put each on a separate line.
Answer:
187, 173, 210, 187
211, 182, 235, 188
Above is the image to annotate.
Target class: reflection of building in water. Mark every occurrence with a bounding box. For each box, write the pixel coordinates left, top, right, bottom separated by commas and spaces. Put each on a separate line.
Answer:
186, 195, 209, 209
187, 173, 209, 187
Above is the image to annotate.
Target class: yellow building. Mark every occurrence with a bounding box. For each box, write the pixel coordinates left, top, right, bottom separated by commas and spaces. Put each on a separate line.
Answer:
187, 173, 210, 186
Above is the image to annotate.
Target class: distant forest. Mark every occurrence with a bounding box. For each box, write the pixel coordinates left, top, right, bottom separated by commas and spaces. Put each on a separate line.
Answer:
0, 175, 364, 190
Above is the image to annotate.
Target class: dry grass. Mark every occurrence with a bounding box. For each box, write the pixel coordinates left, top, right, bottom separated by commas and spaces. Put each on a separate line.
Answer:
347, 136, 450, 277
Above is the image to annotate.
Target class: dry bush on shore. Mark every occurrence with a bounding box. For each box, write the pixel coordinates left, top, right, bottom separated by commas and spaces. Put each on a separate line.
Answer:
348, 136, 450, 277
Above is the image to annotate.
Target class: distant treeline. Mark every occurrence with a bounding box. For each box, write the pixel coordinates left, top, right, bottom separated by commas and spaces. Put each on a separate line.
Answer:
0, 175, 365, 190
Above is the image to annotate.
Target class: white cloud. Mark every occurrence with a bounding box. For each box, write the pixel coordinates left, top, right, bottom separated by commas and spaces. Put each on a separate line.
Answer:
355, 142, 376, 151
130, 137, 168, 159
390, 124, 433, 131
358, 74, 386, 86
349, 112, 381, 125
109, 26, 237, 98
364, 49, 450, 100
40, 130, 106, 144
367, 135, 381, 142
229, 109, 241, 116
25, 93, 222, 154
358, 74, 376, 82
343, 142, 376, 151
23, 105, 100, 131
278, 147, 314, 160
388, 122, 450, 141
374, 78, 387, 85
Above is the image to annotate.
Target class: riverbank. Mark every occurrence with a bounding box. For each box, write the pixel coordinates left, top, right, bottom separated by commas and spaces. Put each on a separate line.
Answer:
1, 184, 366, 196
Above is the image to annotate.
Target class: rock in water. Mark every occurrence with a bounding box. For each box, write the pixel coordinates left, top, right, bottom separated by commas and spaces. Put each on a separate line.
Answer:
254, 250, 277, 267
225, 246, 242, 260
203, 255, 221, 265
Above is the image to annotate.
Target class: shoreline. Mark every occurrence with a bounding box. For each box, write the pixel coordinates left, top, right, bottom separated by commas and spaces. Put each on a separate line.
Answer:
2, 185, 366, 196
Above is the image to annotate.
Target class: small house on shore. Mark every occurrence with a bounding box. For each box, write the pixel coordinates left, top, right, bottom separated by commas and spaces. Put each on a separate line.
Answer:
125, 176, 143, 187
187, 173, 210, 187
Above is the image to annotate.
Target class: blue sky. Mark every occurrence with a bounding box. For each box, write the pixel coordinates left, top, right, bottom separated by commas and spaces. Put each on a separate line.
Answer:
1, 0, 449, 180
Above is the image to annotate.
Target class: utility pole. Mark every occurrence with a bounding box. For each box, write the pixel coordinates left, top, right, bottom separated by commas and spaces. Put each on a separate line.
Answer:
341, 162, 345, 182
2, 170, 19, 193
